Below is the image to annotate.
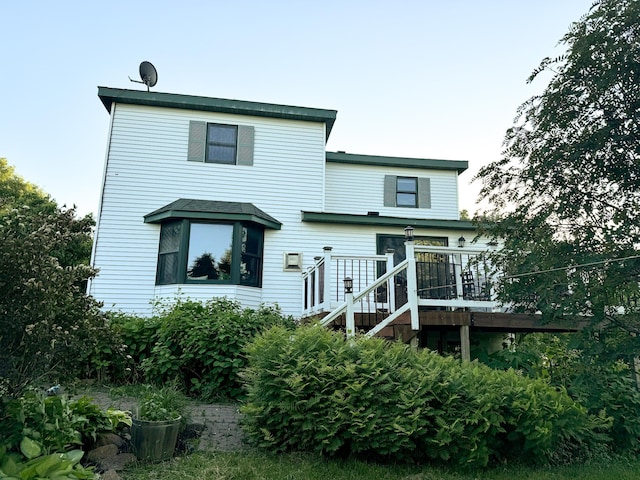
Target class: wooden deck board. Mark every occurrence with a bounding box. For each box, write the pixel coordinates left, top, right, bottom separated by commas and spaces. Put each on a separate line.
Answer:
312, 310, 583, 333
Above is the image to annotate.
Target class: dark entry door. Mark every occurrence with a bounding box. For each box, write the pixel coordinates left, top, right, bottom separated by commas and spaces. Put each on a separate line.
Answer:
376, 235, 448, 305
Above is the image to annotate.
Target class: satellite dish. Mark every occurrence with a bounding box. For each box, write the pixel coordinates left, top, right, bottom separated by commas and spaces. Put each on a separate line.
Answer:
129, 61, 158, 91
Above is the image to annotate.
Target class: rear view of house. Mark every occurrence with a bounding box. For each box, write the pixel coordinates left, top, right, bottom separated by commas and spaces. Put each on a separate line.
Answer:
90, 86, 469, 311
90, 87, 569, 358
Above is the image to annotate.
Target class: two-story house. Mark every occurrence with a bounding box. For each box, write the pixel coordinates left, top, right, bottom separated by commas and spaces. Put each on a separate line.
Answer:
89, 87, 572, 359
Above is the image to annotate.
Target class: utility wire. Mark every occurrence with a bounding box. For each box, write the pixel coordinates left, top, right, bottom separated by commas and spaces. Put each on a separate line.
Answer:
503, 254, 640, 279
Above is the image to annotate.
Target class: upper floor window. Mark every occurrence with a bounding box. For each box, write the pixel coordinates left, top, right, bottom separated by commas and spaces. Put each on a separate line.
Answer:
206, 124, 238, 164
384, 175, 431, 209
188, 121, 255, 166
396, 177, 418, 207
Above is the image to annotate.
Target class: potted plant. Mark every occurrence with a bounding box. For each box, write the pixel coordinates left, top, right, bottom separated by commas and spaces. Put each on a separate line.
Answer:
130, 384, 188, 462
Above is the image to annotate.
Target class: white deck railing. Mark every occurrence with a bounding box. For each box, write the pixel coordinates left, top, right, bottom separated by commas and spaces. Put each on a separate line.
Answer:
302, 242, 498, 337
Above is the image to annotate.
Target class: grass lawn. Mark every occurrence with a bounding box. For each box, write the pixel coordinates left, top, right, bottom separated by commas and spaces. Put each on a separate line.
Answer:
121, 451, 640, 480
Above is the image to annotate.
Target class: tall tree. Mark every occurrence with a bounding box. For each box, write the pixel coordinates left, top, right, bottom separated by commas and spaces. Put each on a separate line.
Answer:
475, 0, 640, 358
0, 157, 56, 215
0, 159, 102, 397
0, 157, 93, 267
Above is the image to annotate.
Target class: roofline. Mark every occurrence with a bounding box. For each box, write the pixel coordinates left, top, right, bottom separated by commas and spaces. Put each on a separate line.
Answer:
301, 211, 475, 231
144, 210, 282, 230
98, 87, 337, 140
326, 152, 468, 174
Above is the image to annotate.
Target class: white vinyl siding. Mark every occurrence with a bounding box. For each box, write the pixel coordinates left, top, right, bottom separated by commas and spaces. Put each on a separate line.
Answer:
325, 163, 459, 219
90, 103, 470, 318
90, 104, 326, 316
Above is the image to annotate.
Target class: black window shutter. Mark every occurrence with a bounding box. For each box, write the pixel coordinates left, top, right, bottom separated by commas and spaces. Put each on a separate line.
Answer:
384, 175, 396, 207
237, 125, 255, 166
418, 177, 431, 208
187, 121, 206, 162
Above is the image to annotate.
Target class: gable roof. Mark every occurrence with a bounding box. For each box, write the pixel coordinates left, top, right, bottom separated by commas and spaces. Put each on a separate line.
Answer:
144, 199, 282, 230
326, 151, 468, 174
98, 87, 337, 140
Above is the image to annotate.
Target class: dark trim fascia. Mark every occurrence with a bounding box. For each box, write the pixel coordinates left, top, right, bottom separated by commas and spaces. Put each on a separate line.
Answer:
301, 211, 475, 231
145, 210, 282, 230
98, 87, 337, 140
326, 152, 468, 174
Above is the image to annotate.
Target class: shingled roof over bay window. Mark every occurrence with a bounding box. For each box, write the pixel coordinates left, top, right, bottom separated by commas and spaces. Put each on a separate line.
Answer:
144, 199, 282, 230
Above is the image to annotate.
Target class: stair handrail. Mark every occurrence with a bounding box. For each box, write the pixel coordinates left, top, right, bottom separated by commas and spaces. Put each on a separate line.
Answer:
319, 259, 409, 327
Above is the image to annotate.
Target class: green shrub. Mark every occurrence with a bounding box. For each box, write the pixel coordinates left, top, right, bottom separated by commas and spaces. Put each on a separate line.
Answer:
142, 298, 295, 399
104, 312, 160, 384
0, 391, 131, 455
241, 325, 604, 467
134, 384, 189, 422
0, 446, 95, 480
484, 333, 640, 456
0, 391, 131, 479
569, 360, 640, 454
0, 205, 107, 397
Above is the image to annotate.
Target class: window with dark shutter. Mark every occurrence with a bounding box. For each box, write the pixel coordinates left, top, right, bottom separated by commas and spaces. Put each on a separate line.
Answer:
384, 175, 431, 208
187, 121, 254, 165
396, 177, 418, 207
206, 124, 237, 164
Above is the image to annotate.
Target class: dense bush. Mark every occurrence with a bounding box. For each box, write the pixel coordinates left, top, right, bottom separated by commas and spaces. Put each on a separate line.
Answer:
0, 205, 108, 397
485, 333, 640, 455
81, 312, 161, 385
241, 325, 606, 467
0, 159, 109, 397
568, 361, 640, 455
141, 298, 295, 399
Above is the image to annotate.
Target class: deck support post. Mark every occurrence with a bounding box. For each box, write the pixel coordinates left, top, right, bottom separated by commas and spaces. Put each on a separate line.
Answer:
322, 246, 333, 311
345, 290, 355, 338
405, 239, 419, 331
460, 325, 471, 362
313, 260, 321, 311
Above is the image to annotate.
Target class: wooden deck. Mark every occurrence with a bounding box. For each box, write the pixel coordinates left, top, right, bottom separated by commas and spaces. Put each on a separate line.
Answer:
325, 310, 582, 331
304, 242, 585, 360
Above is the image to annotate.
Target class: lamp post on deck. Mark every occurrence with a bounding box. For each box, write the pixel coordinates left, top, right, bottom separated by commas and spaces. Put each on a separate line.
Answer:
344, 277, 355, 339
404, 225, 414, 242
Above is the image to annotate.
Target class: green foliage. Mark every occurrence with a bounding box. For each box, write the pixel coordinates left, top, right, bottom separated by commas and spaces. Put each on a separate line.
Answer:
484, 333, 640, 455
570, 361, 640, 454
241, 325, 603, 467
134, 384, 188, 422
78, 311, 160, 385
473, 1, 640, 456
474, 0, 640, 344
0, 158, 56, 216
141, 298, 295, 400
0, 392, 131, 455
0, 448, 96, 480
0, 392, 129, 479
111, 312, 160, 383
0, 159, 101, 397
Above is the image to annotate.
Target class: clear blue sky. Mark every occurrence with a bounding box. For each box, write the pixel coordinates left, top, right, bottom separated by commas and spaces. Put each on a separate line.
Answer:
0, 0, 594, 217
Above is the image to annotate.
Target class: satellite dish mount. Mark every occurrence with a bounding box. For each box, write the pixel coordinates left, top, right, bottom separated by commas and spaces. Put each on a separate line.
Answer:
129, 61, 158, 92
